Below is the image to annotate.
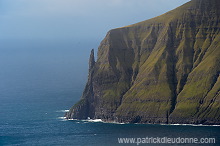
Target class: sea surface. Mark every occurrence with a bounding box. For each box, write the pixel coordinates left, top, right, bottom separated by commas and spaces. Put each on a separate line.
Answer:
0, 39, 219, 146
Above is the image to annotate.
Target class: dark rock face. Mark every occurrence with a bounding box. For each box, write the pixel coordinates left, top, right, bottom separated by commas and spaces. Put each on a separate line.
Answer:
66, 0, 220, 125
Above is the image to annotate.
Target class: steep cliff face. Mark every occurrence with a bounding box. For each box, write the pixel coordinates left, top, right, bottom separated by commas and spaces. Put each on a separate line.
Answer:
66, 0, 220, 125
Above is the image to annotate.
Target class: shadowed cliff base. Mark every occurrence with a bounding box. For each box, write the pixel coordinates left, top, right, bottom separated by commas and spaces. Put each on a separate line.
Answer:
66, 0, 220, 125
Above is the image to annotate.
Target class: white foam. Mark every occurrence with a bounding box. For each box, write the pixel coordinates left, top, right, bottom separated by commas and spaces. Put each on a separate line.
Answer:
58, 117, 66, 119
160, 123, 220, 127
56, 110, 69, 112
57, 117, 68, 121
67, 118, 75, 121
61, 117, 220, 126
191, 124, 220, 127
118, 123, 126, 124
108, 121, 126, 124
88, 119, 103, 122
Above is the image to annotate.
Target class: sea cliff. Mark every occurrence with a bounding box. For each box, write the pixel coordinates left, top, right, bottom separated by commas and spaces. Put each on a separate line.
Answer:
66, 0, 220, 125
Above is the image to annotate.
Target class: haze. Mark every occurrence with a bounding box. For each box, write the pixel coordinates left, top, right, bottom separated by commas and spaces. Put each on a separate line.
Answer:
0, 0, 190, 42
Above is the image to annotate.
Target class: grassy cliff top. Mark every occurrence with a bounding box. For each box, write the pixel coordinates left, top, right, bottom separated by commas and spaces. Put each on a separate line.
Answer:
115, 0, 220, 29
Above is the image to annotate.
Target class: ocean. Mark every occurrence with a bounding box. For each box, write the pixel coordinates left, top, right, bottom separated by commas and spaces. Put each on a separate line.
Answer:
0, 39, 219, 146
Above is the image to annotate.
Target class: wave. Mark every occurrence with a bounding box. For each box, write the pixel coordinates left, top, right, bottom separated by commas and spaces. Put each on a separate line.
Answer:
56, 110, 69, 112
57, 117, 68, 121
60, 117, 220, 126
81, 119, 103, 123
57, 117, 66, 119
87, 119, 103, 122
63, 118, 103, 123
160, 123, 220, 127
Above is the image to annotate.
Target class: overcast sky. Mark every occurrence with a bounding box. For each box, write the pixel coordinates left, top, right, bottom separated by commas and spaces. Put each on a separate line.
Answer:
0, 0, 190, 41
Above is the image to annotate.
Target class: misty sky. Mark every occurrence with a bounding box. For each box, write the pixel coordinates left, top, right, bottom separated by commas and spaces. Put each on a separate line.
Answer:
0, 0, 190, 42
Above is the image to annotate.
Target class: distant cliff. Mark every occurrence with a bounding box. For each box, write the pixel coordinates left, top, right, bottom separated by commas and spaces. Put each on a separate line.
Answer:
66, 0, 220, 125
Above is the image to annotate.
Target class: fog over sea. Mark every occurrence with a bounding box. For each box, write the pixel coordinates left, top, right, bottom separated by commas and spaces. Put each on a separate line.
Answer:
0, 39, 219, 146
